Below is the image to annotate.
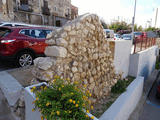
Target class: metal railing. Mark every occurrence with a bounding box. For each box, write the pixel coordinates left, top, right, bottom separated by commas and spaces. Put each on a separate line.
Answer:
134, 37, 156, 53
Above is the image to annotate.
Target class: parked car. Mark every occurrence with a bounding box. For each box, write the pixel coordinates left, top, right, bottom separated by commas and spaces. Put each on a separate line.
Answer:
156, 81, 160, 98
0, 26, 52, 67
121, 34, 132, 40
104, 29, 114, 38
0, 22, 37, 27
133, 32, 142, 38
114, 33, 121, 40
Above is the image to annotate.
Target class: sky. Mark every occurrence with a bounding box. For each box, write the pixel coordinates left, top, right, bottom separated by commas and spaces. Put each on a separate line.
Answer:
72, 0, 160, 28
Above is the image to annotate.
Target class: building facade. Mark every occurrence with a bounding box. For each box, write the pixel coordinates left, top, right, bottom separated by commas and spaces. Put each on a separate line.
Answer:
0, 0, 78, 26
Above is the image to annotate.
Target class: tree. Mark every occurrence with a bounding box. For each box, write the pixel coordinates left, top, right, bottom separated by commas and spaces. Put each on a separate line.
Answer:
101, 20, 108, 29
109, 21, 131, 33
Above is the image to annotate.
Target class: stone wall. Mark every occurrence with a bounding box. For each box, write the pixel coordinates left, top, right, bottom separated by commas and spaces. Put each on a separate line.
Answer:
32, 13, 122, 103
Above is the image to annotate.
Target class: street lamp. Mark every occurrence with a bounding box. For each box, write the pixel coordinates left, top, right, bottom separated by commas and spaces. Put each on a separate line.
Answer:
131, 0, 137, 43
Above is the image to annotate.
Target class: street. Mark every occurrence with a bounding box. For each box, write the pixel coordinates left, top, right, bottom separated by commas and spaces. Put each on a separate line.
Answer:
139, 78, 160, 120
0, 60, 16, 72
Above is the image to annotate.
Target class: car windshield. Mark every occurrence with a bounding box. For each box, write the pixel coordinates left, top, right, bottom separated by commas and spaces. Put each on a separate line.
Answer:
0, 28, 12, 38
134, 32, 142, 36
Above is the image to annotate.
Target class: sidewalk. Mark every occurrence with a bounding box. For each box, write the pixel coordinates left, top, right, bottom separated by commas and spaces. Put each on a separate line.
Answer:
129, 69, 160, 120
0, 89, 13, 120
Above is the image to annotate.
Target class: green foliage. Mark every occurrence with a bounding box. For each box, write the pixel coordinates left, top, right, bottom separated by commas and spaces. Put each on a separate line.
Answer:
111, 76, 135, 94
32, 76, 93, 120
145, 27, 158, 31
156, 60, 160, 69
101, 20, 108, 29
109, 21, 131, 32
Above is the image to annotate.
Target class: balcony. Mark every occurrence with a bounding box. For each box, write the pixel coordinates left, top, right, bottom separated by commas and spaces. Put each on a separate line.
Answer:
42, 6, 50, 16
15, 4, 33, 12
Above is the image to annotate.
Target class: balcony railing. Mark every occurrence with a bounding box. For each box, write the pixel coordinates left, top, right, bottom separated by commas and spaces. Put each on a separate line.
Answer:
134, 37, 156, 53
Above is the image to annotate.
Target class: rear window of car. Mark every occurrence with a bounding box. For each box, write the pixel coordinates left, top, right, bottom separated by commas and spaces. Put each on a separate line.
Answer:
0, 28, 12, 38
20, 29, 52, 38
3, 24, 12, 27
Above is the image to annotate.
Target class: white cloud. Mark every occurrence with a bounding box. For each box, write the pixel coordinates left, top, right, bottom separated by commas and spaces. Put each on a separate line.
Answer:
72, 0, 160, 28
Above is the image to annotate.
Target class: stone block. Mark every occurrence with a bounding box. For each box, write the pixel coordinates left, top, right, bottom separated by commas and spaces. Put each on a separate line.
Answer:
45, 46, 67, 58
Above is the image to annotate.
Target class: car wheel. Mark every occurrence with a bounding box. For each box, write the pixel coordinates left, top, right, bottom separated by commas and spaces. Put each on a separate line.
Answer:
16, 52, 34, 67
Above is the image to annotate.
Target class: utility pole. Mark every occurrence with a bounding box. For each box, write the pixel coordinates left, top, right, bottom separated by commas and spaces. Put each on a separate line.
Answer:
131, 0, 137, 44
155, 8, 158, 28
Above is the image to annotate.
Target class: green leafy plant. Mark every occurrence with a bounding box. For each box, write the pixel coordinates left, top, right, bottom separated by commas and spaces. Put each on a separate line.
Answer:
31, 76, 94, 120
111, 76, 135, 94
155, 60, 160, 69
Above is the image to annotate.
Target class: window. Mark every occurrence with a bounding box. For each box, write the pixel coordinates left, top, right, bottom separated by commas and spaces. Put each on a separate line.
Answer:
15, 24, 25, 26
56, 20, 61, 27
20, 29, 52, 38
20, 0, 28, 5
3, 24, 12, 27
0, 28, 12, 38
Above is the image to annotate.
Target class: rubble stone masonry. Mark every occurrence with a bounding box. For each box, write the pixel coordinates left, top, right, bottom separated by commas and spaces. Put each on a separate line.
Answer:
32, 14, 122, 103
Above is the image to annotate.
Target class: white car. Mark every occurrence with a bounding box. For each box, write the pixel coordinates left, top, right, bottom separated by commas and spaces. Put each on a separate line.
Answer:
0, 22, 58, 29
0, 22, 38, 27
104, 29, 114, 38
114, 34, 121, 40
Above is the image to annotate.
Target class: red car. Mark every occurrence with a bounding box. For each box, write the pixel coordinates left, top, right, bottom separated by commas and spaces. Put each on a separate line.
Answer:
0, 26, 52, 67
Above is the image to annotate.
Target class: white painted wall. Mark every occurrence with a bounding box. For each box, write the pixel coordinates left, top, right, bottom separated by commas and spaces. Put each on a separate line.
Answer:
129, 46, 158, 79
99, 76, 144, 120
112, 40, 132, 78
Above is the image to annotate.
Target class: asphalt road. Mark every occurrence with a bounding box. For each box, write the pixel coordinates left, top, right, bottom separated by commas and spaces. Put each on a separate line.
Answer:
139, 78, 160, 120
0, 60, 16, 71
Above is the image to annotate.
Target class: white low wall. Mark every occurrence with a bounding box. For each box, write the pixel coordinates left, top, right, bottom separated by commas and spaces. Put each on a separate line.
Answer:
99, 76, 144, 120
113, 40, 132, 78
129, 46, 158, 79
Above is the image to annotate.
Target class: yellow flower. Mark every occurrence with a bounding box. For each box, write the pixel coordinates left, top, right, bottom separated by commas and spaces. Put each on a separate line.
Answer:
82, 103, 85, 107
75, 104, 78, 107
74, 81, 78, 84
69, 111, 72, 113
86, 110, 89, 113
56, 111, 60, 115
86, 115, 89, 118
36, 97, 39, 100
46, 102, 50, 106
71, 92, 74, 95
69, 99, 72, 103
44, 86, 47, 90
62, 85, 64, 88
84, 84, 87, 88
32, 108, 35, 112
77, 101, 79, 103
91, 116, 94, 119
30, 89, 34, 92
89, 93, 92, 97
41, 116, 43, 120
59, 88, 61, 91
40, 86, 43, 89
91, 106, 94, 110
66, 78, 70, 81
54, 75, 60, 79
73, 100, 76, 104
32, 86, 36, 89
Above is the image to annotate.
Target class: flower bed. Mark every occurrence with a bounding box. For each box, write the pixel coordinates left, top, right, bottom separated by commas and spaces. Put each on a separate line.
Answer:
91, 76, 135, 118
25, 76, 99, 120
